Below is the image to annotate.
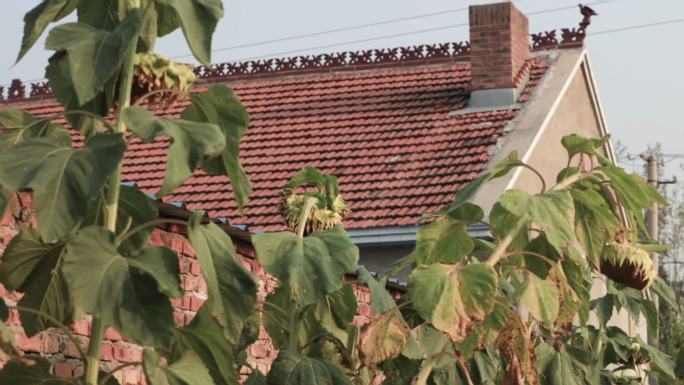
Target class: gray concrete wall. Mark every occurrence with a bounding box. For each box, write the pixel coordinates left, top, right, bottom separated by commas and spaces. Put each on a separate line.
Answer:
513, 63, 606, 192
359, 244, 414, 281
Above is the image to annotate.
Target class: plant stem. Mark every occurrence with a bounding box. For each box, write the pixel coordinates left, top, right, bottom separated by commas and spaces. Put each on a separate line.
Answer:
487, 219, 527, 267
85, 318, 106, 385
501, 250, 558, 267
288, 307, 300, 351
521, 164, 547, 193
412, 338, 448, 385
296, 197, 317, 237
85, 4, 139, 385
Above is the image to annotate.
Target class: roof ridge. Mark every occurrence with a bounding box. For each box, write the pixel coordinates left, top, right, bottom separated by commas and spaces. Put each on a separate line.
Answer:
0, 24, 587, 104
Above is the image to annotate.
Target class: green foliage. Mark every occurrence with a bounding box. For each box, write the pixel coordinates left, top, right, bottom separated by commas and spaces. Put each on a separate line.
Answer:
0, 134, 125, 241
156, 0, 224, 65
409, 263, 497, 341
122, 106, 225, 196
182, 85, 251, 210
519, 271, 560, 326
16, 0, 79, 62
45, 12, 142, 105
267, 350, 351, 385
0, 358, 74, 385
0, 1, 676, 384
253, 226, 358, 306
0, 230, 71, 336
63, 226, 178, 347
143, 349, 216, 385
172, 305, 240, 385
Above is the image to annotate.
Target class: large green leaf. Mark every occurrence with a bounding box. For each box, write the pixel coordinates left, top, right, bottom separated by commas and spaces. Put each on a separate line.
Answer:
410, 217, 473, 265
0, 133, 125, 241
122, 106, 225, 195
187, 212, 257, 344
408, 263, 497, 341
16, 0, 79, 62
357, 267, 395, 315
144, 349, 216, 385
0, 108, 71, 151
599, 162, 666, 232
63, 226, 177, 347
262, 285, 296, 350
637, 337, 676, 379
303, 284, 358, 343
173, 305, 240, 385
518, 272, 559, 326
117, 185, 159, 255
0, 358, 75, 385
570, 187, 620, 268
489, 202, 529, 251
182, 85, 251, 210
263, 284, 357, 351
650, 276, 679, 311
500, 189, 576, 254
155, 0, 224, 65
77, 0, 121, 30
359, 310, 409, 366
253, 226, 359, 305
560, 134, 610, 162
267, 350, 352, 385
46, 52, 116, 136
544, 351, 583, 385
45, 11, 142, 105
0, 230, 72, 337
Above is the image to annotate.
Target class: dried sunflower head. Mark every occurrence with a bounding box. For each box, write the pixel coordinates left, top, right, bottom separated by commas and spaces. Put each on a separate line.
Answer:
600, 241, 656, 290
131, 53, 197, 108
280, 167, 348, 235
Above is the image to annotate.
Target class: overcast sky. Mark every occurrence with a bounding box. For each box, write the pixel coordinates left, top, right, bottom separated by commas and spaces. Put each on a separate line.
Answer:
0, 0, 682, 175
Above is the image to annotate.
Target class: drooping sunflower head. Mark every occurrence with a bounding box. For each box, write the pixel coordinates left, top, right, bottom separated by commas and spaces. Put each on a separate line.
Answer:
280, 167, 349, 235
600, 241, 656, 290
131, 53, 197, 108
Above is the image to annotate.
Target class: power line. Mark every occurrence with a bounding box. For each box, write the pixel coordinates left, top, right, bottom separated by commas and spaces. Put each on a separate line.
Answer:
231, 17, 684, 63
170, 6, 471, 58
231, 23, 469, 62
591, 18, 683, 35
171, 0, 617, 59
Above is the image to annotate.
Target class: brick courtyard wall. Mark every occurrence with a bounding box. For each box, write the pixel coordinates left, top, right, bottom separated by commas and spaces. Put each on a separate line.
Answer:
0, 193, 376, 384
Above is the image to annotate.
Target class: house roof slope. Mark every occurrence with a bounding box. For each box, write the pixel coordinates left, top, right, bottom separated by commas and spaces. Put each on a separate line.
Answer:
5, 52, 548, 231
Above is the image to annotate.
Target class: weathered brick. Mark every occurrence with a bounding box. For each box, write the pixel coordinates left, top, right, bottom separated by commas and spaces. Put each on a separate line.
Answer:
114, 345, 134, 363
71, 318, 90, 336
17, 334, 42, 352
105, 328, 122, 341
41, 334, 61, 354
181, 275, 199, 292
189, 296, 204, 312
100, 344, 114, 361
63, 337, 87, 358
189, 260, 201, 276
53, 362, 72, 378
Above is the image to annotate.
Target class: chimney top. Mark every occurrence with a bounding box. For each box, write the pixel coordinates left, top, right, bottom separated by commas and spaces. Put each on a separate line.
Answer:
468, 2, 530, 108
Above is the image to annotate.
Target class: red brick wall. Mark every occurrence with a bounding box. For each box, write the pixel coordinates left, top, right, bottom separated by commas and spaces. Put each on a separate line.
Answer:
0, 193, 375, 384
469, 2, 530, 90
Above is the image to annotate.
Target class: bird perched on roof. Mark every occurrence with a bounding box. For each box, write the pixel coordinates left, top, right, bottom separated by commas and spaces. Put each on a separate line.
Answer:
578, 4, 598, 30
579, 4, 598, 17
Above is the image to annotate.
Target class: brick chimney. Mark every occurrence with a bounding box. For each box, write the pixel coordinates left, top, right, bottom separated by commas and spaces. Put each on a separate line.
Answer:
468, 2, 530, 108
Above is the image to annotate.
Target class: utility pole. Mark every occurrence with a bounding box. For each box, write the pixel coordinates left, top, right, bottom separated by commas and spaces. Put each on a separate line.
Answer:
644, 155, 659, 349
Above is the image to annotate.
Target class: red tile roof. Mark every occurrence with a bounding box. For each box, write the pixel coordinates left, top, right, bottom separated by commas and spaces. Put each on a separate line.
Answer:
5, 56, 548, 232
